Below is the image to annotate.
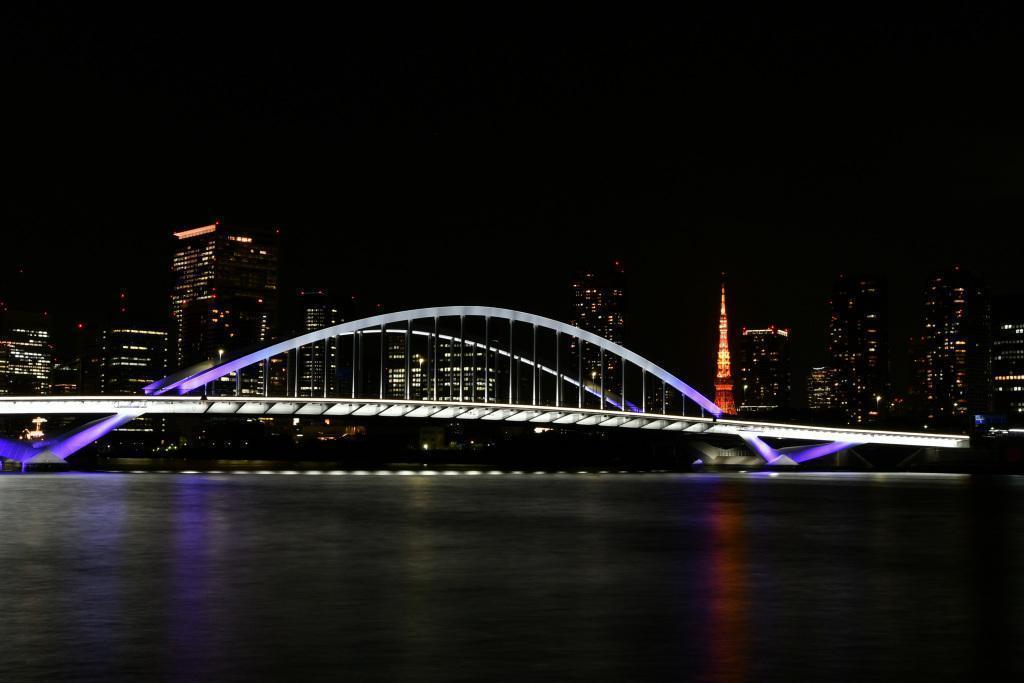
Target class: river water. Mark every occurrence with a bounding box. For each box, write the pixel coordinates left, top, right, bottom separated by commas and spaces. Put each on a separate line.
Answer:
0, 471, 1021, 681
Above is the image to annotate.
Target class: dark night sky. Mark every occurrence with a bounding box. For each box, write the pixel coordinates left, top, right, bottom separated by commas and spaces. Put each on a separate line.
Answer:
2, 6, 1024, 400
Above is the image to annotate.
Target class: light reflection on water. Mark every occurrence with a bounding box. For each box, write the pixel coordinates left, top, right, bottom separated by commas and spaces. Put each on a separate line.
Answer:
0, 471, 1021, 681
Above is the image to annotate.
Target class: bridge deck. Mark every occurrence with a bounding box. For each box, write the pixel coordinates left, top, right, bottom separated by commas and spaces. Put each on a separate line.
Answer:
0, 396, 971, 449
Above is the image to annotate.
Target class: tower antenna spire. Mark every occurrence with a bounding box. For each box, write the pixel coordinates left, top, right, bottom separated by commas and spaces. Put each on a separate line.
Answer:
714, 274, 736, 414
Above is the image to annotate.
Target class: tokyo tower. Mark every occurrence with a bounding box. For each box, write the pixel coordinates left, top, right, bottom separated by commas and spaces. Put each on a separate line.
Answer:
714, 279, 736, 414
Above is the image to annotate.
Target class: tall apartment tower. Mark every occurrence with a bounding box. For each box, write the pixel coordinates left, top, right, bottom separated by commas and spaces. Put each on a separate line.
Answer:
170, 222, 279, 393
738, 326, 791, 413
992, 297, 1024, 422
922, 267, 991, 424
714, 282, 736, 414
827, 275, 888, 424
296, 288, 341, 397
570, 260, 626, 390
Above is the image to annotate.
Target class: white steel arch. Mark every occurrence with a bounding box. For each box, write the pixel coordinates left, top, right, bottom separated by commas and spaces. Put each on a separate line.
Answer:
144, 306, 723, 416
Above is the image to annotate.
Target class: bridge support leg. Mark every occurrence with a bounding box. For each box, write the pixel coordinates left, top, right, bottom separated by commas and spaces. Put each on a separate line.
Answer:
22, 450, 69, 473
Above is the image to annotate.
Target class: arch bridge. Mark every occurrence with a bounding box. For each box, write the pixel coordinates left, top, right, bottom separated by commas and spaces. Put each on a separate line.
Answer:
0, 306, 969, 469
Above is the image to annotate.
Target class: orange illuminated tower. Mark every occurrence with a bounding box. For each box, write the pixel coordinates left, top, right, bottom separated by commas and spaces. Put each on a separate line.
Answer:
714, 279, 736, 414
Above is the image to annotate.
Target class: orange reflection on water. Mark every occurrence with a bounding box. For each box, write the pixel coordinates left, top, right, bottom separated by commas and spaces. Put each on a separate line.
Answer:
704, 484, 749, 683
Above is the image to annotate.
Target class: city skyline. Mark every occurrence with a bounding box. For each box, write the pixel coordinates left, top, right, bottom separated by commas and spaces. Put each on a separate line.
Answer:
2, 232, 1020, 415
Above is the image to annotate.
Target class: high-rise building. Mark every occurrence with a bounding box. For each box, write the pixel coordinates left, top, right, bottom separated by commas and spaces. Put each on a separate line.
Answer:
807, 366, 840, 411
296, 289, 341, 397
713, 282, 736, 414
98, 327, 169, 395
385, 334, 429, 400
738, 326, 791, 413
438, 339, 492, 402
96, 325, 169, 450
570, 261, 625, 389
170, 222, 279, 394
991, 297, 1023, 421
0, 309, 52, 395
827, 275, 888, 424
922, 267, 991, 424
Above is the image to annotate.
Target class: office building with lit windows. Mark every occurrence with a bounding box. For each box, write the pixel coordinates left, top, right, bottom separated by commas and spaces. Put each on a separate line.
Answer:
738, 326, 791, 413
97, 325, 169, 450
0, 309, 52, 395
170, 222, 279, 394
827, 275, 889, 423
385, 333, 429, 400
296, 289, 340, 397
98, 327, 169, 395
992, 297, 1024, 421
807, 366, 840, 411
570, 260, 625, 396
922, 267, 991, 424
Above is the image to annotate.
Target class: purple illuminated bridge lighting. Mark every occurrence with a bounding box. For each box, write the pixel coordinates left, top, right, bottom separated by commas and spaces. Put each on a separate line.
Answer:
0, 306, 970, 468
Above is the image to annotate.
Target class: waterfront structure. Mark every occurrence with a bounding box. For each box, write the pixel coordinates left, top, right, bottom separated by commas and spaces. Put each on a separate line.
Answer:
0, 305, 971, 470
922, 267, 991, 423
0, 309, 52, 395
296, 289, 340, 397
992, 297, 1024, 421
570, 260, 625, 393
827, 275, 888, 424
738, 326, 791, 413
807, 366, 840, 411
170, 222, 279, 394
714, 282, 736, 414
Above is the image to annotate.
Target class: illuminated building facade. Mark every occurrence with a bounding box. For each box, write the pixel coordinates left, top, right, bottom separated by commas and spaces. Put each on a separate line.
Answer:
807, 366, 840, 411
297, 289, 340, 396
0, 309, 52, 395
98, 327, 169, 395
385, 334, 428, 400
827, 275, 888, 424
436, 339, 492, 401
922, 267, 991, 423
570, 261, 625, 387
738, 326, 791, 413
97, 326, 169, 449
714, 283, 736, 414
171, 222, 279, 394
991, 297, 1023, 421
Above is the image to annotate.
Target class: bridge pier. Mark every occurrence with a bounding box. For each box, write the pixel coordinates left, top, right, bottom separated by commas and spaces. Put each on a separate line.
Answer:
691, 441, 764, 468
21, 450, 70, 473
